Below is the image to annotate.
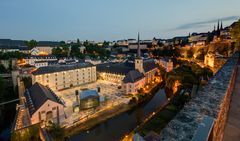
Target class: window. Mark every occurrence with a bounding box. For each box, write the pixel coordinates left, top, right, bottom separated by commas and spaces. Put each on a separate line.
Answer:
41, 111, 45, 114
52, 107, 57, 110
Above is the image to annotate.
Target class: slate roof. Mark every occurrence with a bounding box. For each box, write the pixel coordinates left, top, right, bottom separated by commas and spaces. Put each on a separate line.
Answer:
123, 70, 144, 83
142, 59, 158, 73
97, 59, 157, 75
24, 82, 64, 116
32, 62, 93, 75
96, 62, 135, 75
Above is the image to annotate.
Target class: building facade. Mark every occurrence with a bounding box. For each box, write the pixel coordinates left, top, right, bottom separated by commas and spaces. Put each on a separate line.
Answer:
122, 70, 145, 94
32, 63, 97, 91
204, 53, 215, 68
24, 83, 65, 125
25, 55, 57, 66
97, 33, 158, 94
159, 58, 173, 72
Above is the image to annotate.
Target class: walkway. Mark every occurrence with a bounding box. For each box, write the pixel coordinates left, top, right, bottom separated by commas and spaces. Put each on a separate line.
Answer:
223, 66, 240, 141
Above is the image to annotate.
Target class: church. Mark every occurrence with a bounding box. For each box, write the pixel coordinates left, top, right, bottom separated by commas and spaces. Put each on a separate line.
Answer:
97, 33, 158, 94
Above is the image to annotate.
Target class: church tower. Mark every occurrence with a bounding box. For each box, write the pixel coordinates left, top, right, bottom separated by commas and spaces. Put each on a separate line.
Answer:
135, 32, 144, 73
220, 20, 223, 30
217, 20, 220, 31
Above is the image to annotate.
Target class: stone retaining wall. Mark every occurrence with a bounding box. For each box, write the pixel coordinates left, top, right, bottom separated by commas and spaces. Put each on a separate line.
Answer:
159, 53, 239, 141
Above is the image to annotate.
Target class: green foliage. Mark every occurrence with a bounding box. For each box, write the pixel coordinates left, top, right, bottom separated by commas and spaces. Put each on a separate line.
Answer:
11, 124, 41, 141
102, 41, 110, 48
195, 48, 205, 60
26, 40, 37, 50
164, 60, 213, 96
151, 46, 180, 57
186, 49, 193, 58
0, 51, 27, 60
85, 42, 110, 59
0, 64, 8, 73
171, 91, 191, 109
70, 45, 85, 59
231, 20, 240, 46
22, 77, 32, 89
0, 76, 5, 98
47, 122, 65, 141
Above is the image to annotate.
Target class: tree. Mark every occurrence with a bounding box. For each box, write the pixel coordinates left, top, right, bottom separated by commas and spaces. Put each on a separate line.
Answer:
70, 45, 85, 59
52, 47, 63, 58
102, 41, 109, 48
231, 20, 240, 50
186, 49, 193, 58
47, 122, 64, 141
0, 52, 27, 60
26, 40, 37, 50
0, 64, 8, 73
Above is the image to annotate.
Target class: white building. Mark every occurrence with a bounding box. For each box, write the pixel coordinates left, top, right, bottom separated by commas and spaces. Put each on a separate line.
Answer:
24, 82, 65, 125
97, 33, 158, 94
159, 58, 173, 72
31, 46, 54, 55
25, 55, 58, 67
32, 63, 97, 91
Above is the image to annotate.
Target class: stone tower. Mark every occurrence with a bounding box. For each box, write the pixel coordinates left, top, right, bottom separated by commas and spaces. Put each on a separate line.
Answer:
135, 32, 144, 73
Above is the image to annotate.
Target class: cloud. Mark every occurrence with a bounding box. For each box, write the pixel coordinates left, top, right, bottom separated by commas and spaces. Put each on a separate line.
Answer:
176, 16, 239, 30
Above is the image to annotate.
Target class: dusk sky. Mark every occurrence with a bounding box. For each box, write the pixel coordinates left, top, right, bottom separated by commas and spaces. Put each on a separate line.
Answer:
0, 0, 240, 41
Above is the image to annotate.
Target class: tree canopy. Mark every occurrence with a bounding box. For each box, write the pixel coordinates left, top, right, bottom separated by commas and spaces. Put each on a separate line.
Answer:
26, 40, 37, 50
0, 51, 27, 60
231, 20, 240, 49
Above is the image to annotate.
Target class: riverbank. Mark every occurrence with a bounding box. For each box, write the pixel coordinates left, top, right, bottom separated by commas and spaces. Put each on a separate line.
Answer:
64, 82, 163, 138
65, 102, 134, 137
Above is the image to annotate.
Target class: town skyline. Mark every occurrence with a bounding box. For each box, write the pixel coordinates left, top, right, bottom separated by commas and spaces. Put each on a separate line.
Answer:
0, 0, 240, 41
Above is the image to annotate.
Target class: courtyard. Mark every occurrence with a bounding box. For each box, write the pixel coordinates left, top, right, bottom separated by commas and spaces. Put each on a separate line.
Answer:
54, 80, 131, 127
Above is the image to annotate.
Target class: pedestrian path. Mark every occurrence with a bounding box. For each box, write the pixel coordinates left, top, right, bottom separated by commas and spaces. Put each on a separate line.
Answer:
223, 66, 240, 141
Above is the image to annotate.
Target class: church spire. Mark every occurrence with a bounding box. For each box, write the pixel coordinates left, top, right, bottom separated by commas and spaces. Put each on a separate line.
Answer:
220, 20, 223, 30
137, 32, 141, 58
217, 20, 220, 31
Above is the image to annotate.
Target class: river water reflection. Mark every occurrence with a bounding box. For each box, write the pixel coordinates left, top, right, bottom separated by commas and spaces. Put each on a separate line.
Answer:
68, 88, 167, 141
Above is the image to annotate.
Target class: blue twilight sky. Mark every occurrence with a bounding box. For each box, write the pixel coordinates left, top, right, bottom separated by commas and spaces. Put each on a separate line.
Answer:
0, 0, 240, 41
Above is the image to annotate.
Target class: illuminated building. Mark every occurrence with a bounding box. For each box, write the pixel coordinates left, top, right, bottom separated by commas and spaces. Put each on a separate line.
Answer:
204, 52, 215, 68
24, 82, 65, 125
78, 90, 100, 110
25, 55, 57, 67
32, 62, 96, 91
159, 58, 173, 72
97, 33, 158, 94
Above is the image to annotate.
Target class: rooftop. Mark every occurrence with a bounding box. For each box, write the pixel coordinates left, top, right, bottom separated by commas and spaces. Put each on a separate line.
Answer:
123, 70, 144, 83
80, 90, 99, 100
32, 62, 93, 75
96, 59, 157, 75
25, 82, 64, 116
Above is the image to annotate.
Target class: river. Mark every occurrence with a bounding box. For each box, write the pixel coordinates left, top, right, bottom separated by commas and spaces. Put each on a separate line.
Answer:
68, 88, 167, 141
